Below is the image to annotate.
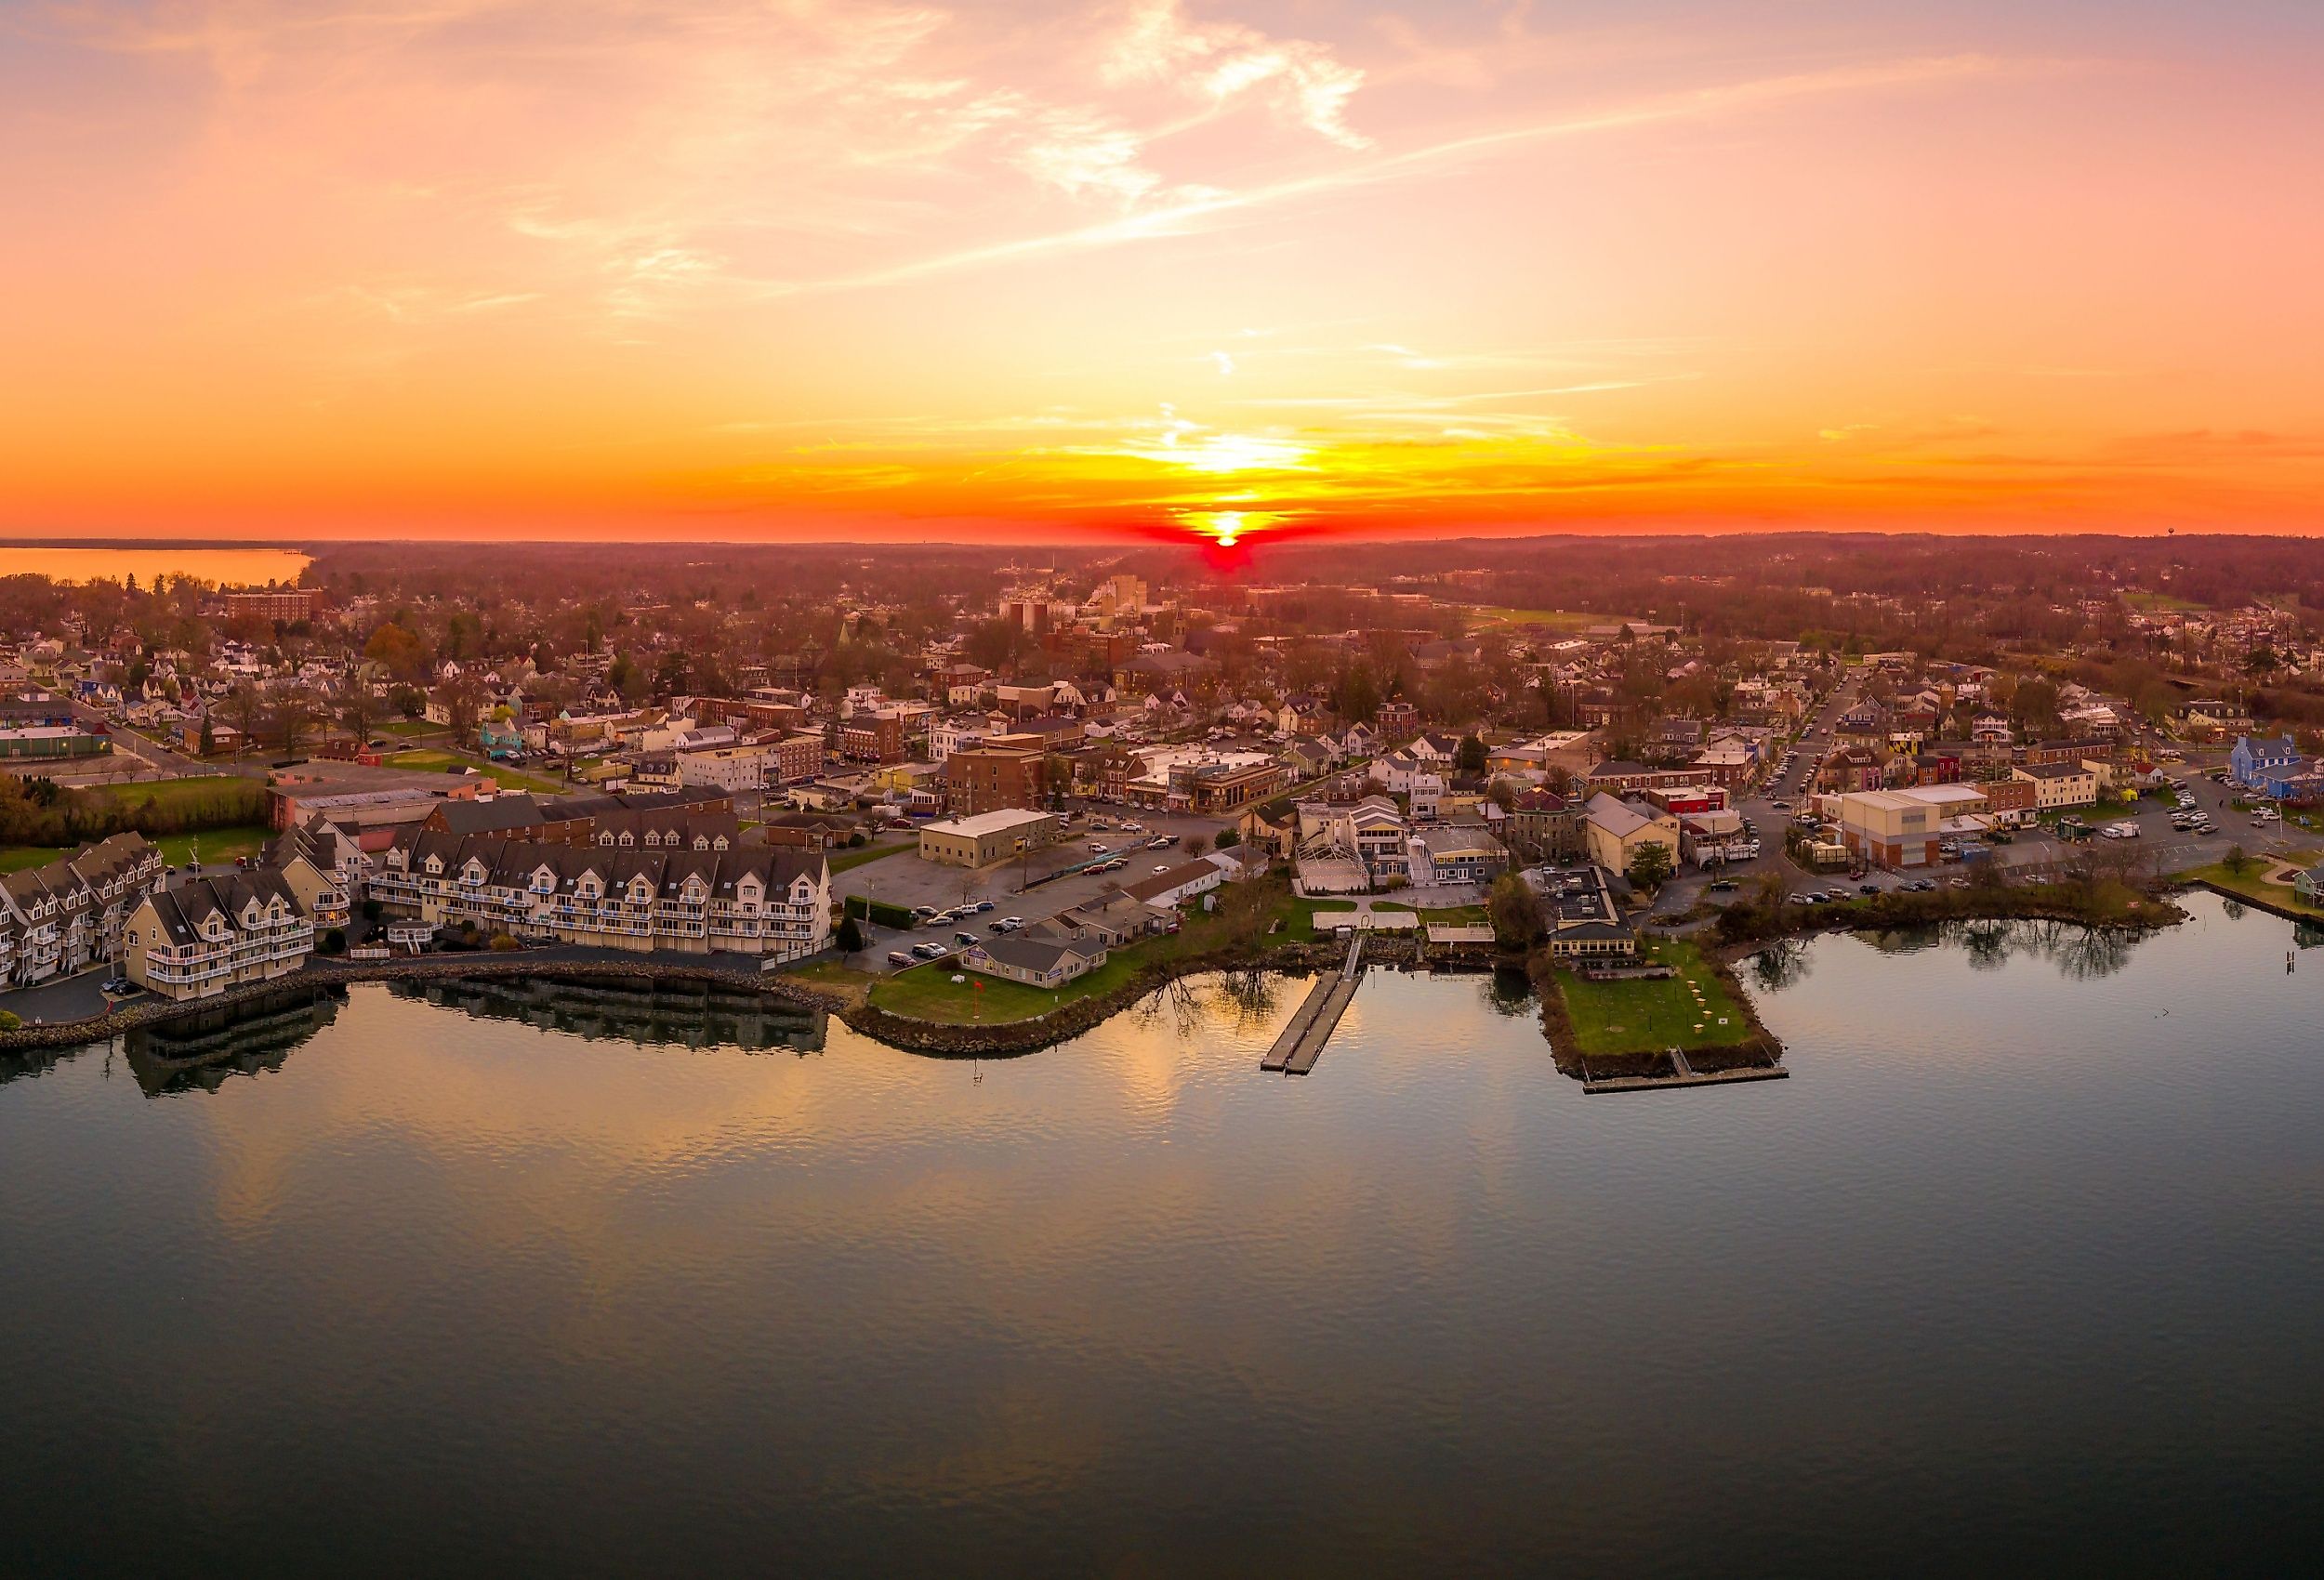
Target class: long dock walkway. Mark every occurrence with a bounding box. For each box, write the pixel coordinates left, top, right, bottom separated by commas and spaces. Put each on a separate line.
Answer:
1262, 934, 1366, 1075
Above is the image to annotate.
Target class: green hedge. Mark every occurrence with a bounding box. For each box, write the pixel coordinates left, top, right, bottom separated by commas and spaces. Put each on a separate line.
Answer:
844, 894, 915, 929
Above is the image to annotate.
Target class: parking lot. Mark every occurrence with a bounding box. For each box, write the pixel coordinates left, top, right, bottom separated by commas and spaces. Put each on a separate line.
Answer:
833, 805, 1234, 973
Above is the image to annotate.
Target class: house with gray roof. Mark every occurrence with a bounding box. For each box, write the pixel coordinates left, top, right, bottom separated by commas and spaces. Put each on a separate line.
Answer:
125, 867, 312, 1001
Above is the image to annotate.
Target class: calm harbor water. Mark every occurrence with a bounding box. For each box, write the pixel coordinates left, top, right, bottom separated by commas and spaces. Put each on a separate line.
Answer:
0, 545, 311, 586
4, 891, 2322, 1575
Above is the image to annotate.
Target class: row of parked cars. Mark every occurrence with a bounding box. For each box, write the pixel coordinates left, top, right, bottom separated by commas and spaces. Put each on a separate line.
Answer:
2167, 778, 2217, 836
1793, 876, 1951, 905
888, 901, 1035, 966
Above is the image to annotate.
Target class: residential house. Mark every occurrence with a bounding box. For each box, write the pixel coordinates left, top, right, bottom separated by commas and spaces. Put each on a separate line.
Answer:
2230, 734, 2302, 789
1406, 824, 1509, 887
962, 934, 1106, 988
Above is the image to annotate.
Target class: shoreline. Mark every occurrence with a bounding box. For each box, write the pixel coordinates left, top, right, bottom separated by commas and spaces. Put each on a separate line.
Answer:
0, 885, 2203, 1060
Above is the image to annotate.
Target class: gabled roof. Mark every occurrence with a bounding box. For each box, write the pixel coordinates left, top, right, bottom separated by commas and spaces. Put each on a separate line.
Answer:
137, 867, 301, 946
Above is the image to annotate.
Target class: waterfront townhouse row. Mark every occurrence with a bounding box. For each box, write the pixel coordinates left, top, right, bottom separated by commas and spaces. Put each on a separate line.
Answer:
367, 830, 831, 959
0, 832, 165, 988
125, 869, 315, 1002
268, 814, 363, 929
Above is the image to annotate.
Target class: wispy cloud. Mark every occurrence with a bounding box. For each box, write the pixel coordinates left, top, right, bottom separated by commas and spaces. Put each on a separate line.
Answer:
1103, 0, 1371, 149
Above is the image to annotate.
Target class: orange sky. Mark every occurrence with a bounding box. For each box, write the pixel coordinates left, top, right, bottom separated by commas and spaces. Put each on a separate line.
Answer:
3, 0, 2322, 547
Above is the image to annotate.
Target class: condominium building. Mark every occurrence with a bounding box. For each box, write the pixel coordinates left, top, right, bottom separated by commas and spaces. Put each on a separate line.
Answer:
125, 868, 315, 1001
0, 833, 165, 988
368, 826, 831, 959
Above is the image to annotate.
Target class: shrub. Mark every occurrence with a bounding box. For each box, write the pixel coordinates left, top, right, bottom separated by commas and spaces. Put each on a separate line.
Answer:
837, 915, 865, 954
489, 933, 521, 951
0, 1010, 19, 1032
319, 928, 347, 955
843, 894, 914, 929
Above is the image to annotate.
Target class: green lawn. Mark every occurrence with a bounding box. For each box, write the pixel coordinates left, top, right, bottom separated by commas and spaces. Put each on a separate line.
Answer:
154, 823, 270, 867
2123, 589, 2208, 612
380, 720, 441, 738
387, 750, 569, 795
0, 821, 271, 874
829, 840, 912, 875
863, 901, 1253, 1024
2177, 859, 2324, 920
1467, 606, 1598, 633
86, 775, 259, 814
1555, 938, 1754, 1055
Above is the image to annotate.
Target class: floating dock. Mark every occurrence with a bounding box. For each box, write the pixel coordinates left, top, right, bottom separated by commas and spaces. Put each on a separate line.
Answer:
1261, 934, 1365, 1075
1581, 1065, 1789, 1095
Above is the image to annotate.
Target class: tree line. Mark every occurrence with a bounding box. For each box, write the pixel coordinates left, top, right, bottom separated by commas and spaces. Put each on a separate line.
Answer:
0, 774, 268, 851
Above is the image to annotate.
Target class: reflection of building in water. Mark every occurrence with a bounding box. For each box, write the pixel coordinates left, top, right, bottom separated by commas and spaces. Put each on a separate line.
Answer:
2295, 921, 2324, 952
122, 984, 344, 1096
392, 974, 827, 1053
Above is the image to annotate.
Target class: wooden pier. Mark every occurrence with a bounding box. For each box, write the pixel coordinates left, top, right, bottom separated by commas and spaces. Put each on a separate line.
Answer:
1261, 934, 1366, 1075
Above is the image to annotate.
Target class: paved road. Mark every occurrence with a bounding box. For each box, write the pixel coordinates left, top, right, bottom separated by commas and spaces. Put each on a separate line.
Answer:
0, 965, 131, 1025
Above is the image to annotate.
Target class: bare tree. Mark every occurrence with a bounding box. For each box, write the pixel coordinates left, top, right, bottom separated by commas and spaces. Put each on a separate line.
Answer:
225, 682, 265, 759
338, 660, 383, 746
270, 685, 319, 758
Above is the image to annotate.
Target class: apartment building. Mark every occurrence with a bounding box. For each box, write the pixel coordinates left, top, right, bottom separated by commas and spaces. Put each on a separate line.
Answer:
2013, 760, 2099, 810
368, 826, 831, 960
215, 586, 323, 624
125, 868, 315, 1002
838, 710, 907, 763
0, 833, 165, 988
946, 744, 1046, 815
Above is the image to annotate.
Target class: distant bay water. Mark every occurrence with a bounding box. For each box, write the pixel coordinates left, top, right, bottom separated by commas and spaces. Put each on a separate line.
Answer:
0, 545, 312, 586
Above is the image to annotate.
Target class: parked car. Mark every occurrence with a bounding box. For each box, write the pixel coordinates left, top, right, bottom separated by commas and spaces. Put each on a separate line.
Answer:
972, 899, 995, 913
998, 916, 1024, 931
1088, 841, 1108, 853
887, 950, 914, 967
1858, 883, 1880, 895
954, 931, 977, 947
911, 941, 948, 959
